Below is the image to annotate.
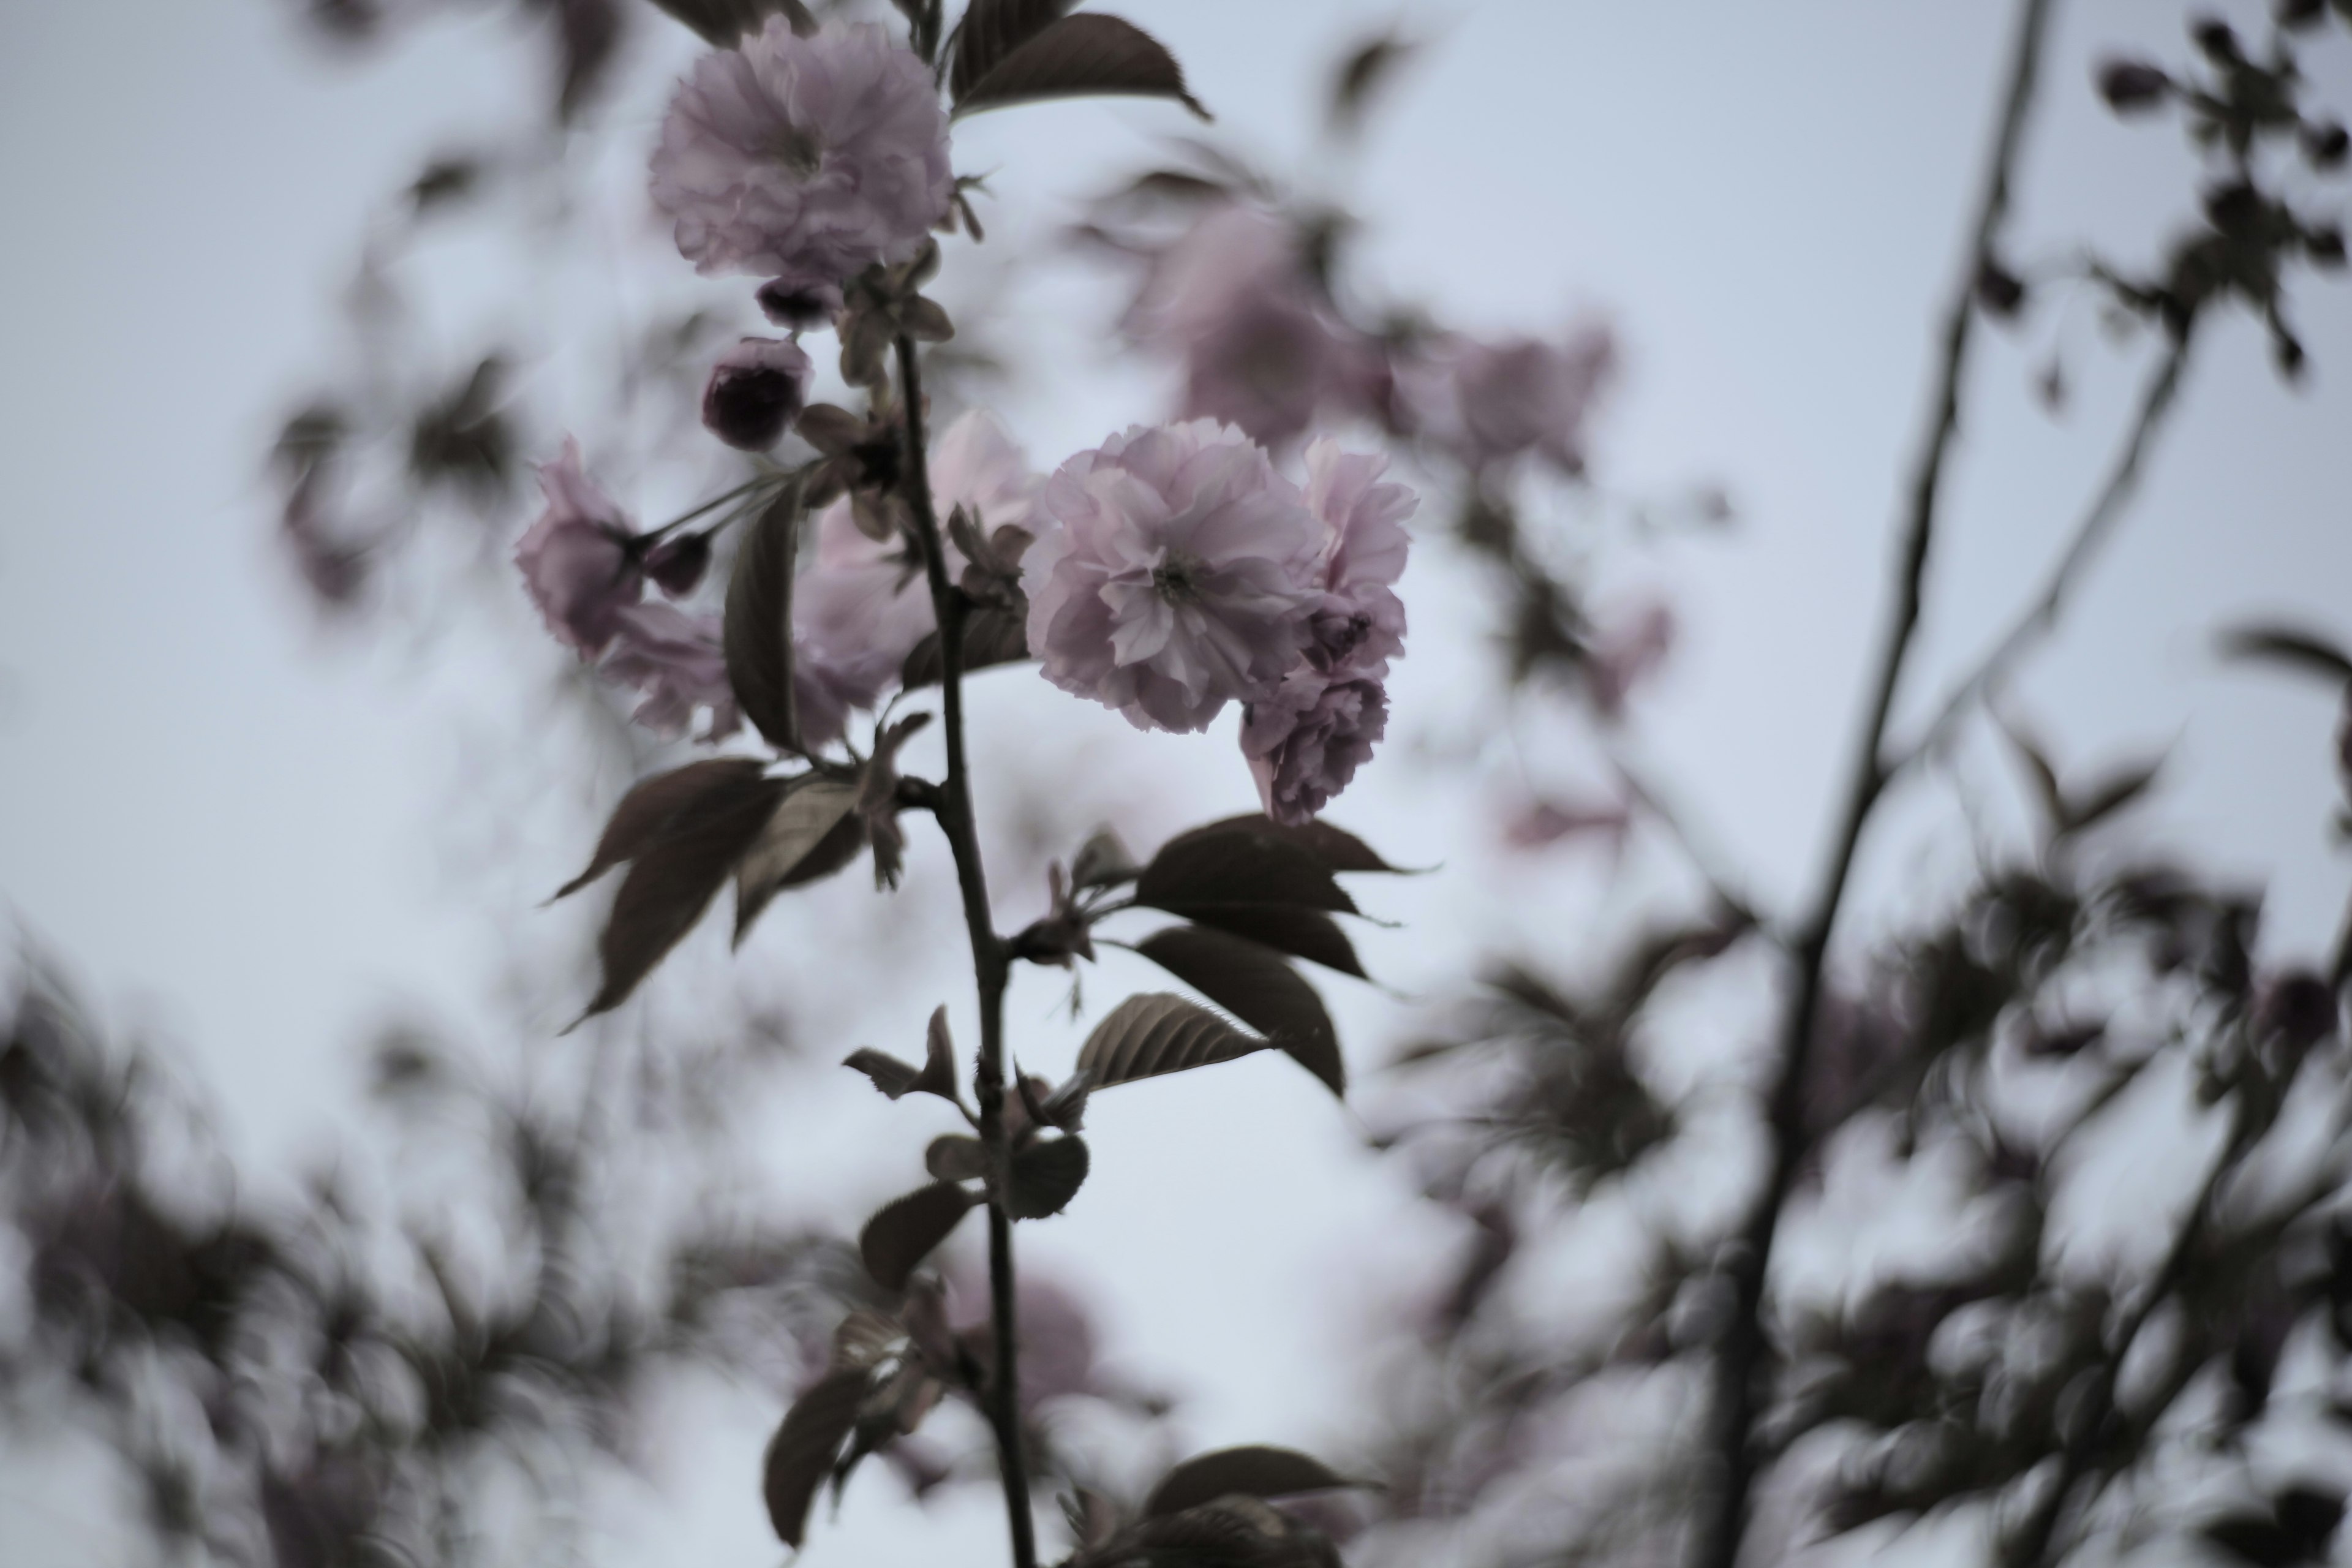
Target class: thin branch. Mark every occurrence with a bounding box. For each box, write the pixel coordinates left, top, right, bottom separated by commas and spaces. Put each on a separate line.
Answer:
894, 333, 1036, 1568
1884, 336, 2194, 778
1689, 4, 2059, 1566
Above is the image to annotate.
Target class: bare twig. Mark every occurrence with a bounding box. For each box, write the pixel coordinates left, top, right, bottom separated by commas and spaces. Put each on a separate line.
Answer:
895, 333, 1036, 1568
1689, 4, 2059, 1565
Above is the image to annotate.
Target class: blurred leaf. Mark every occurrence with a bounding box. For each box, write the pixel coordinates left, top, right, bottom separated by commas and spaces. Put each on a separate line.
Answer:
723, 480, 806, 753
645, 0, 812, 47
733, 777, 862, 943
2064, 758, 2163, 835
1071, 829, 1140, 890
954, 14, 1209, 120
919, 1005, 959, 1096
576, 771, 785, 1021
2218, 623, 2352, 686
1328, 30, 1417, 137
762, 1366, 868, 1547
546, 0, 622, 122
925, 1134, 989, 1182
1136, 925, 1343, 1096
858, 1182, 976, 1291
1077, 993, 1265, 1088
844, 1049, 926, 1100
1006, 1135, 1088, 1218
1144, 1446, 1354, 1517
407, 356, 511, 497
556, 758, 767, 899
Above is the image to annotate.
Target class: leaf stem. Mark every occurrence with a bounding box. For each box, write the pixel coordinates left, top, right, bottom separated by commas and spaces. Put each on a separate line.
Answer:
893, 332, 1036, 1568
1689, 3, 2057, 1564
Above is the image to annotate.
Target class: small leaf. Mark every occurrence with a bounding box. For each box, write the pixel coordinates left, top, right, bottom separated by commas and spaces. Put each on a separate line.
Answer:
925, 1134, 990, 1183
1144, 1446, 1355, 1518
918, 1005, 959, 1098
845, 1048, 924, 1099
578, 772, 785, 1020
647, 0, 814, 47
1137, 926, 1344, 1096
859, 1182, 977, 1291
954, 13, 1210, 121
762, 1366, 869, 1548
556, 758, 767, 899
1071, 828, 1140, 889
723, 480, 806, 752
2218, 624, 2352, 687
734, 777, 863, 943
1076, 993, 1265, 1088
1006, 1135, 1089, 1218
946, 0, 1076, 101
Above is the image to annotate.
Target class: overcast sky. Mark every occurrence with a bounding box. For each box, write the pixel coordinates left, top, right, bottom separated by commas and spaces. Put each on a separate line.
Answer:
3, 2, 2350, 1565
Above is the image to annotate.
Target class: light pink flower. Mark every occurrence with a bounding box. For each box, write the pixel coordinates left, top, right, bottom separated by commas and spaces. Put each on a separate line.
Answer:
1298, 438, 1413, 676
1242, 670, 1389, 827
702, 336, 814, 450
793, 410, 1039, 696
650, 20, 952, 283
1023, 420, 1323, 733
1403, 325, 1616, 475
515, 439, 639, 656
600, 603, 739, 739
1585, 600, 1675, 719
1128, 204, 1379, 450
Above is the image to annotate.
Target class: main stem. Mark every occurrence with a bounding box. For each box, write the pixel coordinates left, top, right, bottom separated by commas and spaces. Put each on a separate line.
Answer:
1689, 4, 2055, 1566
894, 333, 1038, 1568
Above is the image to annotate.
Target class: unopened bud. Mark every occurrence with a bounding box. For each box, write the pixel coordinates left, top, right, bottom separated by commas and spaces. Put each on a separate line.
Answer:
2097, 59, 2173, 113
700, 337, 813, 451
756, 271, 845, 331
643, 532, 710, 597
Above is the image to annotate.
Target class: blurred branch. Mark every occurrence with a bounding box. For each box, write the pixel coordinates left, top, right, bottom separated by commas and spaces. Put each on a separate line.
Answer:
1885, 335, 2194, 777
1691, 2, 2059, 1565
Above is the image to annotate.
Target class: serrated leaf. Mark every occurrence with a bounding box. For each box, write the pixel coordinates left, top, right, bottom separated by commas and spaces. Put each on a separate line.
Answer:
844, 1048, 925, 1099
954, 13, 1209, 121
577, 772, 785, 1021
734, 777, 862, 943
1139, 821, 1359, 918
556, 757, 767, 899
859, 1182, 977, 1291
925, 1134, 989, 1183
1137, 926, 1343, 1096
647, 0, 813, 47
2218, 624, 2352, 687
762, 1366, 868, 1548
946, 0, 1076, 101
1076, 993, 1265, 1088
1006, 1135, 1088, 1218
1144, 1446, 1355, 1518
723, 480, 805, 753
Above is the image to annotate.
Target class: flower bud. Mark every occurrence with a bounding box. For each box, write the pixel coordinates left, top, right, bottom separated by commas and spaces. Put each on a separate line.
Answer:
701, 337, 813, 451
757, 271, 846, 330
643, 531, 710, 597
2097, 59, 2173, 113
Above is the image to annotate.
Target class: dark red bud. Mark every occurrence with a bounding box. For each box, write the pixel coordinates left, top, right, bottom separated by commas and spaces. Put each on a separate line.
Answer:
643, 532, 710, 597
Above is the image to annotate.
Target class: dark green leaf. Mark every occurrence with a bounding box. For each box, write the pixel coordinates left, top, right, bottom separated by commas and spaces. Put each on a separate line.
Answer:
2218, 624, 2352, 687
925, 1134, 989, 1183
918, 1005, 959, 1096
845, 1049, 924, 1099
858, 1182, 976, 1291
946, 0, 1076, 100
1076, 993, 1265, 1088
1144, 1446, 1355, 1518
762, 1366, 869, 1548
1153, 902, 1365, 978
555, 758, 767, 899
576, 772, 785, 1021
1139, 821, 1358, 918
1185, 813, 1403, 873
646, 0, 813, 47
954, 13, 1209, 121
1137, 926, 1343, 1096
723, 480, 805, 752
1006, 1135, 1088, 1218
899, 605, 1031, 690
733, 777, 862, 943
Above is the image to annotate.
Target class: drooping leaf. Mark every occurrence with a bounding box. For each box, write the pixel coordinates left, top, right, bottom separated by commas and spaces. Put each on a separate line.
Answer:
859, 1182, 978, 1291
1144, 1446, 1355, 1518
2218, 624, 2352, 687
946, 0, 1076, 100
646, 0, 813, 48
844, 1049, 925, 1099
762, 1366, 869, 1548
1137, 926, 1343, 1096
925, 1134, 990, 1183
1138, 821, 1359, 917
1076, 993, 1265, 1088
1006, 1135, 1089, 1218
577, 771, 786, 1021
556, 758, 767, 899
723, 480, 806, 752
954, 13, 1209, 121
734, 777, 862, 943
1157, 902, 1365, 978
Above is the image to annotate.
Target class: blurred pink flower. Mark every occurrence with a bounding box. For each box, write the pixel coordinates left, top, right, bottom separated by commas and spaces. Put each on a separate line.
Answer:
1242, 670, 1388, 826
1403, 324, 1616, 476
701, 336, 813, 450
515, 439, 639, 656
1298, 438, 1412, 675
1023, 420, 1323, 733
650, 19, 952, 283
1129, 203, 1380, 450
600, 603, 739, 739
1502, 796, 1634, 852
1585, 600, 1675, 719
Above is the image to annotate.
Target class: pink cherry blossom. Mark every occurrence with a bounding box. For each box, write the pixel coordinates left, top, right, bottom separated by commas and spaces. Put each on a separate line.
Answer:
1298, 438, 1413, 675
514, 439, 639, 656
701, 336, 813, 450
1023, 420, 1324, 733
600, 603, 739, 740
1403, 324, 1616, 476
1241, 669, 1389, 827
650, 20, 952, 284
